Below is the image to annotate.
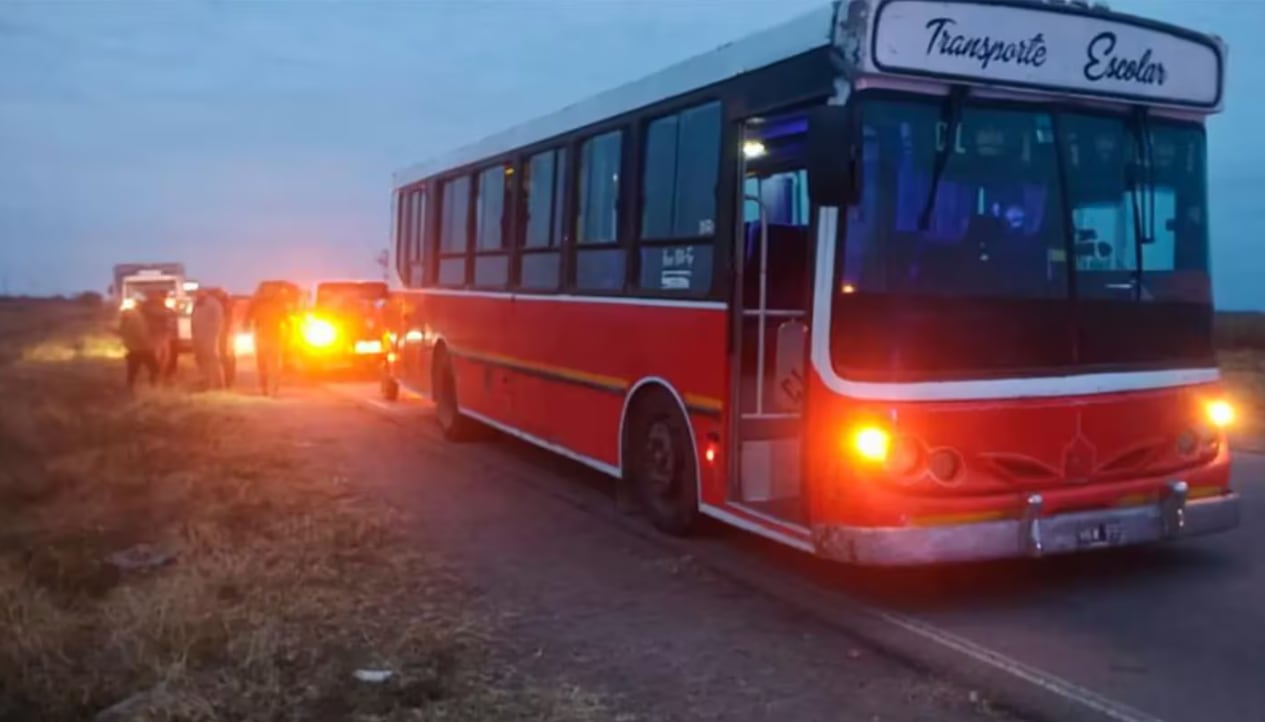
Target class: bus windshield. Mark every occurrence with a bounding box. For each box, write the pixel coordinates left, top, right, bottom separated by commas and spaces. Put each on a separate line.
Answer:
832, 96, 1212, 380
839, 98, 1209, 301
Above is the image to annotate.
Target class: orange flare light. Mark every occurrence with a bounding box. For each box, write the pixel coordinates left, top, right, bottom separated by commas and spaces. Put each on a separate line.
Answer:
1206, 399, 1235, 428
851, 426, 890, 463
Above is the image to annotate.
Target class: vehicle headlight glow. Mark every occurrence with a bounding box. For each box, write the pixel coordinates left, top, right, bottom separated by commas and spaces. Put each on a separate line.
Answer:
120, 298, 137, 311
233, 332, 255, 356
302, 316, 337, 348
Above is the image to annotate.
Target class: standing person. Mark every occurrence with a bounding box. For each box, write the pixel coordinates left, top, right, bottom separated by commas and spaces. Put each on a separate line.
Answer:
247, 285, 291, 397
211, 289, 237, 389
140, 290, 177, 385
191, 289, 224, 390
118, 297, 159, 390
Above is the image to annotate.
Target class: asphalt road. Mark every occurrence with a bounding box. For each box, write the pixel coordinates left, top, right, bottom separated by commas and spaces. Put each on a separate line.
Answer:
326, 380, 1262, 722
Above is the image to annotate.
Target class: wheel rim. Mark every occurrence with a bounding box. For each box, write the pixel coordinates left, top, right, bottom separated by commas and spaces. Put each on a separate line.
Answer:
643, 419, 677, 501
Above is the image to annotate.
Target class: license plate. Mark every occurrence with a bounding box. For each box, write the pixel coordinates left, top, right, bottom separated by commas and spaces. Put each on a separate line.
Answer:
1076, 521, 1124, 548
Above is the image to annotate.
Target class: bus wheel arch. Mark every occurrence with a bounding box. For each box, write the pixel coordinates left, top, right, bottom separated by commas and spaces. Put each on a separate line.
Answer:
619, 379, 701, 536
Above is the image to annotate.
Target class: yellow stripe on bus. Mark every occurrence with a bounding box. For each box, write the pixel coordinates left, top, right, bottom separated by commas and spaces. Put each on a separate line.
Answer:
461, 349, 629, 393
454, 347, 724, 418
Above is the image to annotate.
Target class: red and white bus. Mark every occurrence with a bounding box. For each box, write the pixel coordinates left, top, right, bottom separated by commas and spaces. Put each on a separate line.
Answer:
384, 0, 1239, 564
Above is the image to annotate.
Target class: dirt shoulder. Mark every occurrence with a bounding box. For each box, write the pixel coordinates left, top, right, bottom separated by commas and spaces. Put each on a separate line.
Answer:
0, 310, 610, 721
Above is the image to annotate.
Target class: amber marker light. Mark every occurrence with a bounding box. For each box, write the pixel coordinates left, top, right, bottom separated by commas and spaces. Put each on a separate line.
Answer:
1206, 399, 1235, 429
851, 425, 891, 463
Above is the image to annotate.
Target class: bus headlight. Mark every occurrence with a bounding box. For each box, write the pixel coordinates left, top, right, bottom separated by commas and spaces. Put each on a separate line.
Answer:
120, 298, 137, 311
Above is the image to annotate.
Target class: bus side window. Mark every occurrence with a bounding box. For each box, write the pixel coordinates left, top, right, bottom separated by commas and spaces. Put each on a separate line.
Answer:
473, 163, 511, 289
438, 175, 471, 287
409, 188, 427, 287
396, 190, 412, 285
520, 148, 566, 291
637, 101, 721, 294
576, 130, 625, 291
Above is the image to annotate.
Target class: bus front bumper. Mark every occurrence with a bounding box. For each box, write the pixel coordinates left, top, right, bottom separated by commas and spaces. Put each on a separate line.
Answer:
813, 484, 1240, 566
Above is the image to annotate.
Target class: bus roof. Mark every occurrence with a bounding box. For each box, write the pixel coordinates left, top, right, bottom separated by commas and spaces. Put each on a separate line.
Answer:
394, 3, 836, 187
395, 0, 1225, 189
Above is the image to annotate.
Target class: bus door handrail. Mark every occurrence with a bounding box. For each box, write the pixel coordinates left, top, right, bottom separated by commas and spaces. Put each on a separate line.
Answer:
745, 193, 770, 416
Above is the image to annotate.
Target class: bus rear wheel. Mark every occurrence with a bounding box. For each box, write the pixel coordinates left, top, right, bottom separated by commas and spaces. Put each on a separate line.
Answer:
627, 390, 699, 536
432, 348, 476, 441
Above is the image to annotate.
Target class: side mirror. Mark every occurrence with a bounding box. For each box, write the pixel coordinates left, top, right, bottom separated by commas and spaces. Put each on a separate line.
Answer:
806, 105, 856, 206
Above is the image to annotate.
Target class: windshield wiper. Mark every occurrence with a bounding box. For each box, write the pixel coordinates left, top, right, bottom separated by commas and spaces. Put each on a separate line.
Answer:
918, 85, 968, 231
1125, 107, 1154, 301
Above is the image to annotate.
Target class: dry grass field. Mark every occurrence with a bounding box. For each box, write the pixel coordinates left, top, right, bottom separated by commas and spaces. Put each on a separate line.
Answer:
0, 299, 606, 722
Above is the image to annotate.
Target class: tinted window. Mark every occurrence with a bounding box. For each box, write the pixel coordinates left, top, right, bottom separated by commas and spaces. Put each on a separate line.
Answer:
553, 148, 569, 245
476, 165, 506, 251
396, 191, 411, 282
440, 176, 470, 254
474, 255, 509, 287
642, 116, 678, 239
409, 189, 427, 286
521, 253, 560, 290
1061, 116, 1209, 303
840, 101, 1065, 300
642, 102, 721, 239
578, 130, 622, 244
576, 247, 625, 291
525, 150, 557, 248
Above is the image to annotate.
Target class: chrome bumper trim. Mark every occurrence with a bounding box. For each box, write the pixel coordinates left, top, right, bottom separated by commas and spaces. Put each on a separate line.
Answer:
814, 487, 1240, 566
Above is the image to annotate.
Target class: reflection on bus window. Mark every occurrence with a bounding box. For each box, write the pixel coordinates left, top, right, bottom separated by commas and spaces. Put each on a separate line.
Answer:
840, 98, 1210, 305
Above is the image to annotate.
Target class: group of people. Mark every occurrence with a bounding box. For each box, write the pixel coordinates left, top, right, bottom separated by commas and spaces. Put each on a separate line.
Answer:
118, 284, 294, 396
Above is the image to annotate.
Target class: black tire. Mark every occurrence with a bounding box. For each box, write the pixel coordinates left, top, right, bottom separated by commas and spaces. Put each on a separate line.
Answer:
432, 348, 477, 441
626, 389, 699, 536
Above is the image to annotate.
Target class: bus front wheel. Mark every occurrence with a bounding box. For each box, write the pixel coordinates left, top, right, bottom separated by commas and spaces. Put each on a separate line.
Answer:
627, 390, 699, 536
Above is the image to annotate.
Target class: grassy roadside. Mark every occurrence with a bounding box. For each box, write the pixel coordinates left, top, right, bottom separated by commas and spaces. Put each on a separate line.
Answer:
0, 303, 607, 722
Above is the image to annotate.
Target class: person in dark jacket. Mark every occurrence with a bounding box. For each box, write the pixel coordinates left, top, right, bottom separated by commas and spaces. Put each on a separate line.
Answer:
209, 288, 237, 389
139, 290, 178, 385
247, 285, 293, 397
118, 299, 160, 390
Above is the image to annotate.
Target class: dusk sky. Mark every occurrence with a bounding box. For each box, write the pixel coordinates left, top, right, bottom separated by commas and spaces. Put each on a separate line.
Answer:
2, 0, 1263, 308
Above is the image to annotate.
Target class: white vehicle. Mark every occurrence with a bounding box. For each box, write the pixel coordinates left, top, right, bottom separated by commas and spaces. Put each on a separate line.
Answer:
111, 263, 194, 352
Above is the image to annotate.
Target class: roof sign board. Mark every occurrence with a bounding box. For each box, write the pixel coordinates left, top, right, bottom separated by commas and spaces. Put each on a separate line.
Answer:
869, 0, 1224, 109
